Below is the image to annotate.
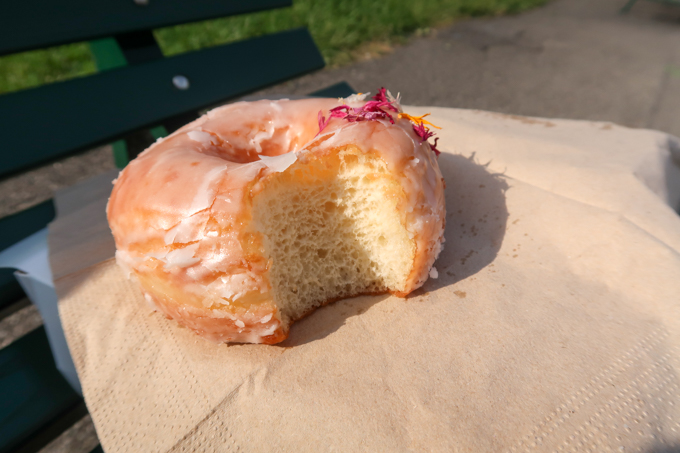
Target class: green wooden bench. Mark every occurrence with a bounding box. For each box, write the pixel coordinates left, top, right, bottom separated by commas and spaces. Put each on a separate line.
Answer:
0, 1, 353, 451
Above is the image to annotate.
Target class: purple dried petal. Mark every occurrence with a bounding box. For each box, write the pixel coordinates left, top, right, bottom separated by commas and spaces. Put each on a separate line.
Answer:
372, 87, 388, 103
430, 137, 441, 156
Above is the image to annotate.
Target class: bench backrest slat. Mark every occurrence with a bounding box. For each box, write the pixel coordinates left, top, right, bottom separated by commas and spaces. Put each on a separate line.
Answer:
0, 0, 291, 56
0, 29, 324, 178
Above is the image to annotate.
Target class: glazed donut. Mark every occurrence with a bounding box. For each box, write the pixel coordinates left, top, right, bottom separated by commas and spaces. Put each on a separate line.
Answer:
107, 90, 446, 344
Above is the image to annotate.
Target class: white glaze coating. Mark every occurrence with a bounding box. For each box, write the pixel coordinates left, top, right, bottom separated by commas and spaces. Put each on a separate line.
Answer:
107, 98, 446, 343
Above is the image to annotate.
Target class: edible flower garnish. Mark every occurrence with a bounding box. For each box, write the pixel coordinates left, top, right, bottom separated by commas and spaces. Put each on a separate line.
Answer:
399, 112, 442, 156
339, 92, 371, 103
372, 87, 402, 109
317, 100, 396, 133
397, 112, 441, 130
317, 87, 441, 156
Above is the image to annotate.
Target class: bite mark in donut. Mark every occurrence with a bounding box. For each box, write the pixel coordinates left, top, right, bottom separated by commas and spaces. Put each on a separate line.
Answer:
107, 91, 446, 344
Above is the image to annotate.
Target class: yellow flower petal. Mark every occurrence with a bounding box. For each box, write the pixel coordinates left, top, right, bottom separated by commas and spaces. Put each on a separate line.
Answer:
398, 112, 442, 129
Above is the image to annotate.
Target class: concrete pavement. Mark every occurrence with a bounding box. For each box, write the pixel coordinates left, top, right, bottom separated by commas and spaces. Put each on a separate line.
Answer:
262, 0, 680, 136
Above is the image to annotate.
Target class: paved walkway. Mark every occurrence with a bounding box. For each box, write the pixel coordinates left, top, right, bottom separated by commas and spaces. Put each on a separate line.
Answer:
265, 0, 680, 136
1, 0, 680, 451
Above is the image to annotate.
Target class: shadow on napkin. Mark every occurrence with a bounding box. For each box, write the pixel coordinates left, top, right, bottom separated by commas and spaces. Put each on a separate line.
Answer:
419, 151, 509, 294
281, 152, 509, 347
649, 446, 680, 453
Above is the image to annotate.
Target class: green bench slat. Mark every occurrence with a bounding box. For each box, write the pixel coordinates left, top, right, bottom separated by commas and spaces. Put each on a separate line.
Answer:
0, 200, 56, 311
0, 201, 56, 252
0, 272, 24, 313
0, 0, 291, 56
0, 28, 325, 178
0, 327, 83, 453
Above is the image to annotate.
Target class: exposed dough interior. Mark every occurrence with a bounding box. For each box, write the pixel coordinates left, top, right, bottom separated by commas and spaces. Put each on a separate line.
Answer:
252, 146, 416, 322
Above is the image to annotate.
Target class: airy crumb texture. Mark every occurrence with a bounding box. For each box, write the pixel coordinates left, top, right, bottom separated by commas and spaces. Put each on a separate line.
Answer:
252, 147, 415, 322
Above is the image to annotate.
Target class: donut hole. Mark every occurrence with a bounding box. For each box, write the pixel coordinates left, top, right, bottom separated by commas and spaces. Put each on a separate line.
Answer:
252, 146, 415, 322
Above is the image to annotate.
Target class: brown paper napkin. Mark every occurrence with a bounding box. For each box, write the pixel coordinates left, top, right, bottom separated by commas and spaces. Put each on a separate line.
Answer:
52, 107, 680, 452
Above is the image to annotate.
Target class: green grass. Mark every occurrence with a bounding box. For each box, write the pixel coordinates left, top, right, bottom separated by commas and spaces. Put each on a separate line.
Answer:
0, 0, 545, 95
